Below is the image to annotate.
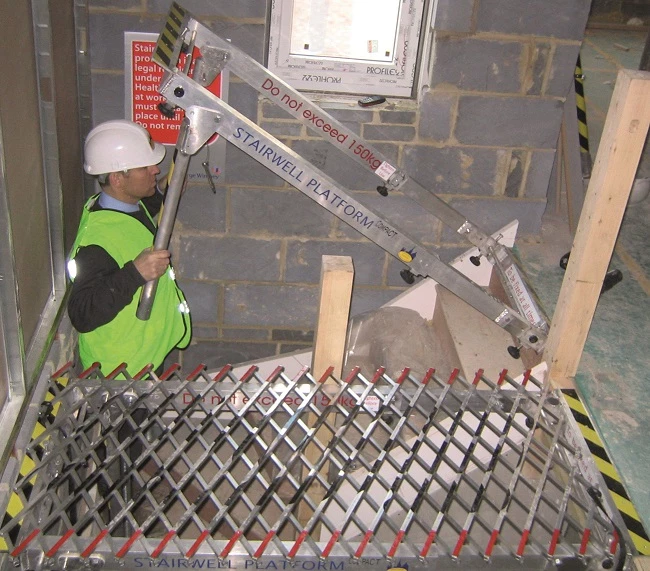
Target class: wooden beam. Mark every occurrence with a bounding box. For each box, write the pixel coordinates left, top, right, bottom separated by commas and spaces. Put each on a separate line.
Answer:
544, 69, 650, 388
311, 255, 355, 382
299, 256, 354, 529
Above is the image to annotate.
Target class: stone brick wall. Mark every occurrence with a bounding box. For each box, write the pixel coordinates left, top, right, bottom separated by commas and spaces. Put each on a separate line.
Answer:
86, 0, 590, 369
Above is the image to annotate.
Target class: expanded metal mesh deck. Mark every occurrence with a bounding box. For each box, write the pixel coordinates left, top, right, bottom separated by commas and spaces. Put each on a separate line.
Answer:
0, 363, 630, 569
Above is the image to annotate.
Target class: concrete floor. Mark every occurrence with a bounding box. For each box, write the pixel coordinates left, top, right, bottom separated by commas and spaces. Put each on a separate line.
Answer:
517, 25, 650, 537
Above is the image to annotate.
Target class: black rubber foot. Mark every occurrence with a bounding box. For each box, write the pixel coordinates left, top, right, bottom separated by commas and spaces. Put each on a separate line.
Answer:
560, 252, 570, 270
561, 251, 623, 294
400, 269, 415, 284
470, 255, 481, 266
377, 185, 388, 197
507, 345, 521, 359
601, 269, 623, 294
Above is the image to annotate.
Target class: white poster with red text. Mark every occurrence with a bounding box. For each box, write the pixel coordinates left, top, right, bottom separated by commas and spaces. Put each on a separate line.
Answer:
124, 32, 228, 186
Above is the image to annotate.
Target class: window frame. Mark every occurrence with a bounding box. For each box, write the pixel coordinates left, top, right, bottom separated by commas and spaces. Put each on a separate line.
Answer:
267, 0, 430, 98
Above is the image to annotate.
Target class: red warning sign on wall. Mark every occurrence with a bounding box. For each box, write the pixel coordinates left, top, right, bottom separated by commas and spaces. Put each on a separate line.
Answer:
125, 33, 224, 145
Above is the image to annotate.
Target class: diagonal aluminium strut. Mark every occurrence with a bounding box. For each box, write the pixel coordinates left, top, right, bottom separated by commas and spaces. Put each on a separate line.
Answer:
145, 2, 549, 353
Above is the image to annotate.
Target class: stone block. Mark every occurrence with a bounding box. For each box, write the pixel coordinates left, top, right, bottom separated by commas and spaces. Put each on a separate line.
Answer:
177, 236, 282, 281
349, 288, 404, 319
419, 91, 455, 142
177, 185, 226, 233
217, 23, 266, 63
271, 329, 315, 343
190, 326, 219, 339
259, 121, 304, 138
476, 0, 591, 40
224, 284, 319, 327
89, 13, 161, 70
91, 73, 125, 125
285, 240, 385, 285
278, 342, 313, 354
373, 143, 400, 165
178, 279, 220, 323
455, 96, 564, 148
183, 146, 227, 195
525, 150, 556, 199
262, 100, 295, 120
434, 0, 475, 32
228, 82, 260, 121
547, 44, 582, 97
379, 110, 417, 125
181, 340, 278, 370
525, 43, 552, 96
221, 328, 271, 341
326, 108, 374, 123
337, 121, 362, 136
503, 149, 527, 197
230, 188, 332, 238
590, 0, 621, 15
403, 146, 499, 196
363, 124, 416, 142
222, 145, 285, 187
430, 37, 522, 93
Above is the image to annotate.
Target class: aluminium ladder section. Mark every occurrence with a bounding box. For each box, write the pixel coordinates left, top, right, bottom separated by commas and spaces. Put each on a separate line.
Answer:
0, 364, 633, 570
151, 2, 548, 353
146, 12, 546, 354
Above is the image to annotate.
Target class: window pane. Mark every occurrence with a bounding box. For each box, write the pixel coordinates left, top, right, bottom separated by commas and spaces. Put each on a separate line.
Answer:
290, 0, 401, 63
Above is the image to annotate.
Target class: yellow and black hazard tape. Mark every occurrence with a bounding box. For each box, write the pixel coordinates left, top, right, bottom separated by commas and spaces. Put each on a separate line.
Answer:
153, 1, 187, 70
562, 389, 650, 556
574, 54, 593, 178
0, 377, 69, 553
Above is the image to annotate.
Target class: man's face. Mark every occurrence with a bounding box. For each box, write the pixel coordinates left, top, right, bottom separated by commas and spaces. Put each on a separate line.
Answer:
117, 165, 161, 203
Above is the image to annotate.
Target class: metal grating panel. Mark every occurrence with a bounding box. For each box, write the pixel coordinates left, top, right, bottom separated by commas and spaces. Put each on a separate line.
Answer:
0, 363, 631, 570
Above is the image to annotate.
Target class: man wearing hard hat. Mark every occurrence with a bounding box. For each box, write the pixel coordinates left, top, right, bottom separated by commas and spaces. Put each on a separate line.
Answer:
67, 120, 192, 376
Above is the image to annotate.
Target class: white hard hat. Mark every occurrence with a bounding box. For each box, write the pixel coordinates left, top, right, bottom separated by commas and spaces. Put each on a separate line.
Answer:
83, 120, 166, 175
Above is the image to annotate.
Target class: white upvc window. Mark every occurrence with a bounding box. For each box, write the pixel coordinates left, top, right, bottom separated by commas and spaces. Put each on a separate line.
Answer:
267, 0, 429, 98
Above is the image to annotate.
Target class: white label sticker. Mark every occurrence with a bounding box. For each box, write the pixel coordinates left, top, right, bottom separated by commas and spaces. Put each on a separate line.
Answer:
363, 394, 381, 413
375, 161, 397, 181
504, 263, 542, 326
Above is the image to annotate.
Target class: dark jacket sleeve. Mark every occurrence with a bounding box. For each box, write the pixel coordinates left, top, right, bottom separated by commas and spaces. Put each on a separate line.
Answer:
67, 245, 146, 332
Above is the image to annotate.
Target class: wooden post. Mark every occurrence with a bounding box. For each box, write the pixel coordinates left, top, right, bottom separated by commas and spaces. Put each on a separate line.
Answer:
544, 69, 650, 388
311, 255, 355, 382
299, 256, 354, 528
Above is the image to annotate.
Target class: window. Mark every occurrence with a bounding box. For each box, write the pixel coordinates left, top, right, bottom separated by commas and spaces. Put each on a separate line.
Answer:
268, 0, 429, 97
